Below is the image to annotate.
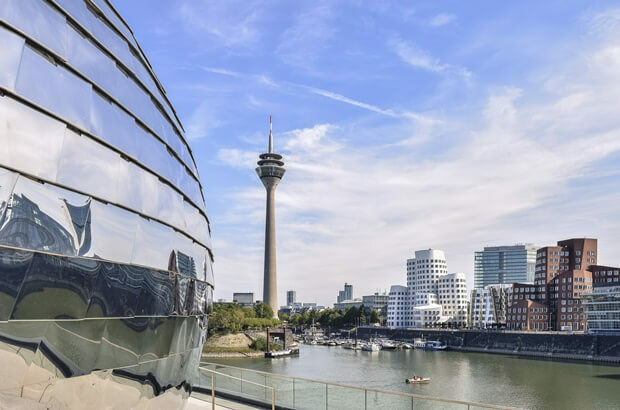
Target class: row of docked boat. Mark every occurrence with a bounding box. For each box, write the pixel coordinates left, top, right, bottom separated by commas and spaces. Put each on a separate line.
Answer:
308, 337, 447, 351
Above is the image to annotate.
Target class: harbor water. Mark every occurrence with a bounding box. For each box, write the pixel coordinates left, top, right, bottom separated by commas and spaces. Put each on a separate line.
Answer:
207, 344, 620, 409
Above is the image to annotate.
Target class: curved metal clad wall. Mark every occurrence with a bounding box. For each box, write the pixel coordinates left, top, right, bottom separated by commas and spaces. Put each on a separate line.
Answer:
0, 1, 213, 408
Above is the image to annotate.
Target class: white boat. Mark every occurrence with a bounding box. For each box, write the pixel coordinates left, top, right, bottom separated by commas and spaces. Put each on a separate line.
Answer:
413, 339, 426, 349
265, 348, 300, 358
405, 376, 430, 384
401, 343, 414, 349
362, 343, 380, 352
424, 341, 447, 351
380, 340, 398, 350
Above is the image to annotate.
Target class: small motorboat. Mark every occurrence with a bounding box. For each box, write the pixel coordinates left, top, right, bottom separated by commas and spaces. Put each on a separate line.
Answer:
405, 376, 430, 384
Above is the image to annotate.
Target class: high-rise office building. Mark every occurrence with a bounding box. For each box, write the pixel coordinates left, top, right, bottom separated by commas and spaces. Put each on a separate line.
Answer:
0, 1, 213, 407
287, 290, 297, 306
336, 283, 353, 303
344, 283, 353, 301
474, 244, 537, 288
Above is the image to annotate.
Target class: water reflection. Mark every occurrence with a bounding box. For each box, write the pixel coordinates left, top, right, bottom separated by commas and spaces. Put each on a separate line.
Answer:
209, 345, 620, 409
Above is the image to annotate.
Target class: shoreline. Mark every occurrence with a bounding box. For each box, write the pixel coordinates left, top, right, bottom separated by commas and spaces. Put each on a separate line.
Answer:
202, 351, 264, 358
448, 346, 620, 364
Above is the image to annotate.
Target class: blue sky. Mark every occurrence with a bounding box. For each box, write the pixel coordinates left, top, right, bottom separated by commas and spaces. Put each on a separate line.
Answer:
115, 1, 620, 306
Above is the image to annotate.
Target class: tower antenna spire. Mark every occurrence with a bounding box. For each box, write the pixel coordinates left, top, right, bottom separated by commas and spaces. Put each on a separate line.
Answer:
268, 115, 273, 153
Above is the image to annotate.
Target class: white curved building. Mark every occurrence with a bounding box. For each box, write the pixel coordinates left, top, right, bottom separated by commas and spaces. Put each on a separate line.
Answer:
0, 1, 213, 408
388, 249, 469, 328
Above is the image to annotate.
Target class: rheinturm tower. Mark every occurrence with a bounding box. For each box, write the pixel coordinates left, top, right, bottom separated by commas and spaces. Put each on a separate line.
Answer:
256, 116, 286, 318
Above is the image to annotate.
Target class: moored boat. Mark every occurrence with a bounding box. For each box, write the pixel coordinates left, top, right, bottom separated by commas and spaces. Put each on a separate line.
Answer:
362, 343, 381, 352
424, 341, 447, 351
413, 339, 427, 349
380, 340, 398, 350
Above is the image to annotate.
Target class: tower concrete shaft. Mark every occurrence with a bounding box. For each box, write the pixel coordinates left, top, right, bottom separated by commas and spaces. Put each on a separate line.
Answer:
256, 117, 285, 318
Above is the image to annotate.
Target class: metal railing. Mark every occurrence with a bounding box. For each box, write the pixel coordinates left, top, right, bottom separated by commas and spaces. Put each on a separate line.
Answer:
194, 362, 517, 410
195, 367, 276, 410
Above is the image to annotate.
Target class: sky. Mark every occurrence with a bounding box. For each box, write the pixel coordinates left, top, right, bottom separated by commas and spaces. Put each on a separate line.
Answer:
115, 1, 620, 306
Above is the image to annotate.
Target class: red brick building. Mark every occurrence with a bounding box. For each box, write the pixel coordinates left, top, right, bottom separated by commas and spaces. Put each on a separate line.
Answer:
507, 238, 596, 331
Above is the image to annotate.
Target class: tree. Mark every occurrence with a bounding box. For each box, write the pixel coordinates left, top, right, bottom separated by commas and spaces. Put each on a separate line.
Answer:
343, 307, 359, 325
242, 307, 257, 319
254, 302, 274, 319
369, 310, 380, 324
279, 312, 290, 321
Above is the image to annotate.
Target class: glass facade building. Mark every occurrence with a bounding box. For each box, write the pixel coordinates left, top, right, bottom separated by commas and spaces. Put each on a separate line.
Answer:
474, 245, 537, 289
0, 1, 213, 408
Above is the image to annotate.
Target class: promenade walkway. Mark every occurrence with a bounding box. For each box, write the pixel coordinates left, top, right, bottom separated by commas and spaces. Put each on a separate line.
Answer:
188, 392, 264, 410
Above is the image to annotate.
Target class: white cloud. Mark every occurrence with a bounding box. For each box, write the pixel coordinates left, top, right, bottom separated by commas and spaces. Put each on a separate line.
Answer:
177, 1, 262, 48
201, 66, 241, 77
185, 101, 222, 140
213, 28, 620, 304
277, 5, 335, 69
306, 86, 432, 123
429, 13, 456, 27
391, 38, 472, 80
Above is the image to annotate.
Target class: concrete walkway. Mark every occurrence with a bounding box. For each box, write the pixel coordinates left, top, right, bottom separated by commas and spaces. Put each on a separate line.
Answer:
187, 393, 267, 410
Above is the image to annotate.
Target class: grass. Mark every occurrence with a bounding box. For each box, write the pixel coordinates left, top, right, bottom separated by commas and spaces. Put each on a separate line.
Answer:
202, 346, 256, 353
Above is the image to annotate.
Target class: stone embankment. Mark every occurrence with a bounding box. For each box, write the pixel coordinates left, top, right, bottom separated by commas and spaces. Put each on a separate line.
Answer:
356, 327, 620, 363
202, 333, 263, 358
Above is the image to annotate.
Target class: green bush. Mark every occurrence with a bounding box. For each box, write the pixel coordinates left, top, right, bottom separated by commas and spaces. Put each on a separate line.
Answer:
250, 336, 268, 351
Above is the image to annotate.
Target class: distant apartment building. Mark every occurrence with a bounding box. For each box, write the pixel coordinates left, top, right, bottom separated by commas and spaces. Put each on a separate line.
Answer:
474, 244, 537, 288
336, 283, 353, 303
334, 299, 363, 311
582, 265, 620, 333
387, 249, 469, 328
362, 292, 389, 313
287, 290, 296, 306
507, 238, 596, 331
387, 285, 410, 327
233, 292, 255, 307
469, 284, 513, 329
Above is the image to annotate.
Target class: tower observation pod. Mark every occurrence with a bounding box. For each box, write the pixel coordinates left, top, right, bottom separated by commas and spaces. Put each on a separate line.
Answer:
256, 116, 286, 318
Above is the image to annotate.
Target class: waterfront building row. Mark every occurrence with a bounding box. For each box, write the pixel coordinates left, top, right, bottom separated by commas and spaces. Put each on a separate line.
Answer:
386, 238, 620, 333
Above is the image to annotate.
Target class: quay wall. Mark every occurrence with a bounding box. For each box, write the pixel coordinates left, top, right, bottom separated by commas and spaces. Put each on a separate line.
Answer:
356, 328, 620, 363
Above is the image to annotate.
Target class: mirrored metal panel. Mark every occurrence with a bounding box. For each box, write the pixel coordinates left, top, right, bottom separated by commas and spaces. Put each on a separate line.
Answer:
57, 128, 122, 202
15, 46, 92, 131
0, 96, 66, 181
0, 0, 67, 58
0, 26, 25, 91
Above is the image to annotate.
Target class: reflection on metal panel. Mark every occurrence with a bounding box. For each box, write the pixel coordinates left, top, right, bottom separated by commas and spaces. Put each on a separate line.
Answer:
57, 128, 122, 202
0, 26, 25, 91
0, 96, 65, 181
0, 93, 209, 249
0, 172, 213, 271
0, 0, 68, 58
0, 247, 209, 321
16, 46, 92, 130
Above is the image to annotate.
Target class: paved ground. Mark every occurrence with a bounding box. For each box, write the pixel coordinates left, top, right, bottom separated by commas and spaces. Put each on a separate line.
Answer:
188, 393, 266, 410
